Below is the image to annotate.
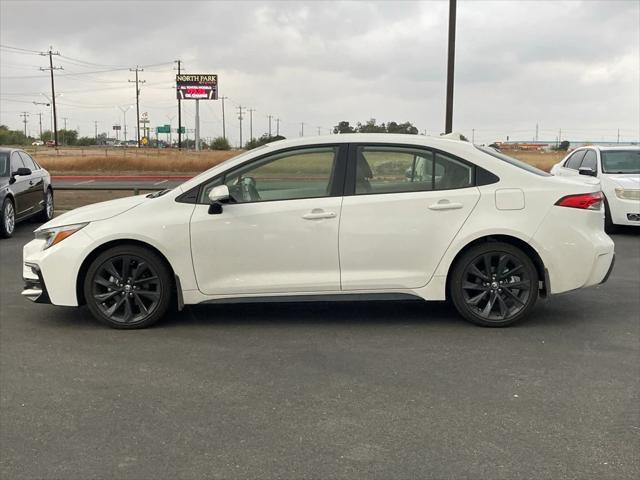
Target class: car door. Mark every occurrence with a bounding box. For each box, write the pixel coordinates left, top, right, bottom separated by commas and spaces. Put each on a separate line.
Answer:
189, 145, 347, 295
18, 151, 44, 211
338, 145, 481, 290
9, 152, 32, 217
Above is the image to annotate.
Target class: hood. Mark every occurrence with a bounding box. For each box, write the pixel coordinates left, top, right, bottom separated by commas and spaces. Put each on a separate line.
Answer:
38, 194, 148, 230
605, 174, 640, 190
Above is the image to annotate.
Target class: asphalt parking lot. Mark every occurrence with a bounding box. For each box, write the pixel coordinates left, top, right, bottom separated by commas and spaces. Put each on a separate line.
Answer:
1, 222, 638, 480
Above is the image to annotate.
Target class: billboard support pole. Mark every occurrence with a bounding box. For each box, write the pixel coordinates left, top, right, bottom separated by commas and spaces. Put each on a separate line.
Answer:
195, 99, 200, 151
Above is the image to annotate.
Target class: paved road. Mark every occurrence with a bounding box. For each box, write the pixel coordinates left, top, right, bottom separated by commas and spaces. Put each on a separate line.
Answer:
1, 223, 638, 479
52, 176, 189, 191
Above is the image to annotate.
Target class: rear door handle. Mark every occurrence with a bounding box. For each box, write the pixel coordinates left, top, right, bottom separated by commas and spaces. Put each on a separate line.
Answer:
428, 200, 463, 211
302, 209, 336, 220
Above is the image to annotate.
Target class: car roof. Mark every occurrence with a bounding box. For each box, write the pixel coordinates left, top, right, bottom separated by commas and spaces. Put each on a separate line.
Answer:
260, 133, 475, 151
594, 145, 640, 152
0, 147, 22, 154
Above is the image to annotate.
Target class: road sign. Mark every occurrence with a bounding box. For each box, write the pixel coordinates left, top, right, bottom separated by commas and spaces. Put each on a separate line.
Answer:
156, 125, 171, 134
112, 125, 121, 131
141, 136, 149, 145
176, 127, 185, 134
176, 74, 218, 100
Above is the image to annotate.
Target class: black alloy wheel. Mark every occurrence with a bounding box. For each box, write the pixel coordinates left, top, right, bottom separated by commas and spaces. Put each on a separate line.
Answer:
450, 242, 538, 327
84, 245, 172, 328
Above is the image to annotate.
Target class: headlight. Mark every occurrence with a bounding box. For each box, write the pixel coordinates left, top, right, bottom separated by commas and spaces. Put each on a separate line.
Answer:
614, 188, 640, 201
35, 223, 89, 250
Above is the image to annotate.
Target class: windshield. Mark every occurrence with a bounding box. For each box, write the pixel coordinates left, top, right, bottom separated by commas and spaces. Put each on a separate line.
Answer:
0, 152, 9, 177
475, 146, 551, 177
601, 150, 640, 174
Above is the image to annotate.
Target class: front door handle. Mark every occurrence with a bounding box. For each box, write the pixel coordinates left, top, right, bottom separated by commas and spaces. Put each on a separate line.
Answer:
302, 209, 336, 220
429, 200, 463, 211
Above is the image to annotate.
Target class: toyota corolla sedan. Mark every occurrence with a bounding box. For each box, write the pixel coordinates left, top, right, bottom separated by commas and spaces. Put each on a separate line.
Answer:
1, 147, 54, 238
550, 145, 640, 232
22, 134, 614, 329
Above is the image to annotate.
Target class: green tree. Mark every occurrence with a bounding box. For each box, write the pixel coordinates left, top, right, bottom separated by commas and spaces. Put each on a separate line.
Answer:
245, 134, 285, 150
387, 121, 419, 135
58, 129, 78, 145
333, 121, 356, 134
76, 136, 97, 146
210, 136, 231, 150
0, 125, 31, 145
356, 118, 387, 133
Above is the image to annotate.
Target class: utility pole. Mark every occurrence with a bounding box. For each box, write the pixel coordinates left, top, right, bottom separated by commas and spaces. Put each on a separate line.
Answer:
535, 122, 539, 142
118, 105, 132, 143
300, 122, 305, 137
267, 114, 273, 137
128, 66, 145, 147
248, 108, 255, 141
471, 128, 475, 144
220, 96, 228, 141
276, 118, 280, 136
37, 112, 43, 139
195, 99, 200, 151
237, 105, 244, 148
19, 112, 29, 137
39, 47, 62, 146
62, 117, 68, 145
175, 60, 182, 149
617, 128, 620, 143
445, 0, 457, 134
94, 120, 98, 142
317, 126, 322, 136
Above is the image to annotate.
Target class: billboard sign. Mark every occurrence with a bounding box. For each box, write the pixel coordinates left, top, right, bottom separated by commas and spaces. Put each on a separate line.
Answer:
176, 74, 218, 100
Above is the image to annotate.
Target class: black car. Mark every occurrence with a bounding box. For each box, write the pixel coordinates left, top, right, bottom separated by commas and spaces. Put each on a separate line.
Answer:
0, 147, 54, 238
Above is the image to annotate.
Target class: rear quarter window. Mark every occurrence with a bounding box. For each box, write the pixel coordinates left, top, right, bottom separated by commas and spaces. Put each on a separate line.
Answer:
475, 146, 551, 177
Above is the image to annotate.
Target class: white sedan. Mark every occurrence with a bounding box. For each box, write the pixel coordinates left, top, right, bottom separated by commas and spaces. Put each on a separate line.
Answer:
550, 145, 640, 231
22, 134, 615, 328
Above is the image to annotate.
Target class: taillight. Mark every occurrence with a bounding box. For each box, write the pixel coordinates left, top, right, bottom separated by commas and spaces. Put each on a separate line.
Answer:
555, 191, 603, 210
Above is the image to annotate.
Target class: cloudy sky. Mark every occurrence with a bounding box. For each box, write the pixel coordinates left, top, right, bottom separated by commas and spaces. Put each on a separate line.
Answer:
1, 0, 638, 146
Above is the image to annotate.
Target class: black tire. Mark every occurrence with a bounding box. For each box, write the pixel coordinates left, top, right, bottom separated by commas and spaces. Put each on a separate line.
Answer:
450, 242, 538, 327
0, 198, 15, 239
83, 245, 172, 329
37, 188, 54, 223
604, 197, 617, 234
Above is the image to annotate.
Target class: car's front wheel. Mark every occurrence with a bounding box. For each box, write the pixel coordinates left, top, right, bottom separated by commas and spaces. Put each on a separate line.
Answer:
84, 245, 172, 329
450, 242, 539, 327
1, 198, 15, 238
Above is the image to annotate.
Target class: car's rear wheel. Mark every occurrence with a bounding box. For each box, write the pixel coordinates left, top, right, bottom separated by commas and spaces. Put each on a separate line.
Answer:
1, 198, 15, 238
450, 242, 538, 327
84, 245, 172, 329
38, 189, 54, 222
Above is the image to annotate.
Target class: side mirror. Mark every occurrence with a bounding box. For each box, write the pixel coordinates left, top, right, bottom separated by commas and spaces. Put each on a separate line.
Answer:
13, 167, 32, 177
207, 185, 230, 215
578, 167, 597, 177
208, 185, 230, 203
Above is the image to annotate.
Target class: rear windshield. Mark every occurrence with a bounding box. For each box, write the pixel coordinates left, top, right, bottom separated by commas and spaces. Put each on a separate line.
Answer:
601, 150, 640, 174
0, 152, 9, 177
475, 146, 551, 177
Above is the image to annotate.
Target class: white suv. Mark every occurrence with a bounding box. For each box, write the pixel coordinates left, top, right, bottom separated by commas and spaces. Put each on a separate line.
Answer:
551, 145, 640, 231
22, 134, 615, 329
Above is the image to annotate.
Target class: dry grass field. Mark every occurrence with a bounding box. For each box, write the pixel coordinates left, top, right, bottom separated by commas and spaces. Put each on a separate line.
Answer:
28, 147, 240, 175
26, 146, 567, 176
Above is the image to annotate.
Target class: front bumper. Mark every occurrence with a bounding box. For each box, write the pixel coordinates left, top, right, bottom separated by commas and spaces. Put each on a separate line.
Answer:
22, 263, 51, 303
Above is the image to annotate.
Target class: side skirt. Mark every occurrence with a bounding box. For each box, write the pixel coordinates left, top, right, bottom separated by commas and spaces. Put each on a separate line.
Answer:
199, 292, 424, 305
